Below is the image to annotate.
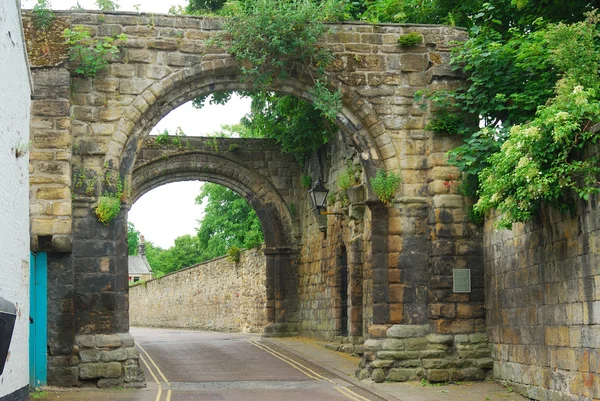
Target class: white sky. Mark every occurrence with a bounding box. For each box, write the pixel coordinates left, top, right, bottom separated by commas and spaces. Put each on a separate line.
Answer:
21, 0, 253, 248
129, 98, 251, 249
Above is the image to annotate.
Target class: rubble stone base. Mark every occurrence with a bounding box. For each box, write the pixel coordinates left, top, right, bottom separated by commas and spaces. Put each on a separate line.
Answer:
74, 333, 144, 388
357, 325, 492, 383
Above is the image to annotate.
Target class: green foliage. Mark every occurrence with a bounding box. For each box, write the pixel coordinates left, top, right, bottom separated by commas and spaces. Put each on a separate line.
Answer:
146, 235, 205, 275
243, 93, 336, 164
186, 0, 227, 13
301, 174, 312, 189
398, 32, 423, 47
32, 0, 55, 30
475, 27, 600, 228
227, 246, 242, 263
127, 222, 140, 256
425, 8, 600, 228
354, 0, 409, 23
95, 0, 119, 11
95, 176, 122, 225
63, 26, 126, 78
154, 127, 188, 147
95, 195, 121, 225
73, 168, 97, 196
196, 183, 264, 258
204, 137, 219, 152
289, 203, 297, 217
217, 0, 342, 120
327, 192, 336, 206
338, 161, 361, 190
370, 169, 401, 205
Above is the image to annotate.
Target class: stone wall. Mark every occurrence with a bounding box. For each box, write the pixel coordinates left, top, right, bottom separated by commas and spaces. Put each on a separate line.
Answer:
485, 202, 600, 401
130, 248, 267, 333
0, 2, 32, 399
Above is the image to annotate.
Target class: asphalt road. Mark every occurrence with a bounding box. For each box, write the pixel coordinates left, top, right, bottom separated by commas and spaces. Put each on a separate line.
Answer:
132, 327, 386, 401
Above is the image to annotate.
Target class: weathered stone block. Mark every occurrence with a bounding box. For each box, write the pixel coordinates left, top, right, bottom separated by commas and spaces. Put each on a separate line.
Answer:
387, 368, 423, 382
97, 24, 123, 37
95, 334, 122, 349
427, 334, 454, 345
427, 369, 450, 382
399, 54, 428, 72
97, 378, 125, 388
101, 349, 129, 362
80, 349, 101, 363
76, 334, 96, 348
32, 99, 70, 117
79, 362, 122, 379
118, 333, 135, 347
48, 366, 79, 386
377, 350, 420, 360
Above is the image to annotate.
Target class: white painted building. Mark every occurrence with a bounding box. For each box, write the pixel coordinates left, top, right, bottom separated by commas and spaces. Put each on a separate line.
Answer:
0, 1, 32, 399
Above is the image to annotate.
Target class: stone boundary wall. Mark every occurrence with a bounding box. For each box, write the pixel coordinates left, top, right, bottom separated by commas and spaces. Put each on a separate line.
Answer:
485, 202, 600, 401
130, 248, 267, 333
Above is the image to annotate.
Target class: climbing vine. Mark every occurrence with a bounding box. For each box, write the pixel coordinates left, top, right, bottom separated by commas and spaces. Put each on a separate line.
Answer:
63, 26, 126, 78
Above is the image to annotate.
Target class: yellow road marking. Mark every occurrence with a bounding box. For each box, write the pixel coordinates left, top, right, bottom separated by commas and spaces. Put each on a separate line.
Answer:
139, 354, 162, 401
249, 340, 321, 381
335, 385, 372, 401
250, 340, 335, 383
137, 343, 172, 401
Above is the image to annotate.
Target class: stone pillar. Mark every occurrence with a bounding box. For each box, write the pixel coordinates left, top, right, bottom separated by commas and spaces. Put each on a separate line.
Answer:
263, 247, 299, 336
72, 203, 128, 334
368, 202, 390, 325
64, 202, 144, 387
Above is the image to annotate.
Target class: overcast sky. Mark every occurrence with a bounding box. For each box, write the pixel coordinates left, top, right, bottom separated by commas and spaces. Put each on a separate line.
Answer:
21, 0, 253, 248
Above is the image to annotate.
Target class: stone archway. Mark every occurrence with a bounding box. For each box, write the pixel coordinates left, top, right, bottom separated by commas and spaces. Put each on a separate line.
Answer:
130, 141, 304, 327
25, 10, 489, 387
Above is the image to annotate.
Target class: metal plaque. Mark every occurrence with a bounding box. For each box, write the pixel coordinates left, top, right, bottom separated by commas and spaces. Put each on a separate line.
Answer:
453, 269, 471, 293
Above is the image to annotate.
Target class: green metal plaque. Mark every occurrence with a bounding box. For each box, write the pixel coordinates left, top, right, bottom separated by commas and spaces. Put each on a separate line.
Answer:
453, 269, 471, 293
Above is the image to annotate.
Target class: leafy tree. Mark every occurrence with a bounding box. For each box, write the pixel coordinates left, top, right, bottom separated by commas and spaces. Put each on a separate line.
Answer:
127, 222, 140, 255
187, 0, 227, 13
143, 235, 205, 276
196, 183, 264, 260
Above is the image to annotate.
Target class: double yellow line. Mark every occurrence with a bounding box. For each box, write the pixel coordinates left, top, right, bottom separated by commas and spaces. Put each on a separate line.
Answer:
249, 340, 371, 401
137, 343, 172, 401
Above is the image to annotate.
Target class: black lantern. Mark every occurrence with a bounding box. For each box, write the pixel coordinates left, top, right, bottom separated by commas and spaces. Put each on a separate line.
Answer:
308, 178, 329, 212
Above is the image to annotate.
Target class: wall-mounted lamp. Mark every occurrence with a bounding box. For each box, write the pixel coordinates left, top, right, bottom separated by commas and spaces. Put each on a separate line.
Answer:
308, 178, 345, 216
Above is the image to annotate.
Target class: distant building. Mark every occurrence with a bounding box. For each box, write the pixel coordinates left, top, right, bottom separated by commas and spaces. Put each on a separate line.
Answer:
128, 236, 153, 283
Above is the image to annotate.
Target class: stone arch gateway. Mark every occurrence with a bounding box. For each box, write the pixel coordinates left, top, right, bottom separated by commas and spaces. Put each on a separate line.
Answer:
25, 10, 490, 387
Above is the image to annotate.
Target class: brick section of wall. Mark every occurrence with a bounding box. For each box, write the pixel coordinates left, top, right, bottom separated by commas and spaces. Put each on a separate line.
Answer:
485, 203, 600, 401
130, 248, 267, 333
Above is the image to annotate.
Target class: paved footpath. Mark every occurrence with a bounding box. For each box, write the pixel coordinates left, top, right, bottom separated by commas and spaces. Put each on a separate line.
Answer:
34, 327, 530, 401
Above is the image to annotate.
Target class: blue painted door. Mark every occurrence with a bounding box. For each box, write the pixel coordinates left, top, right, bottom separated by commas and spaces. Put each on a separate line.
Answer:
29, 252, 47, 389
